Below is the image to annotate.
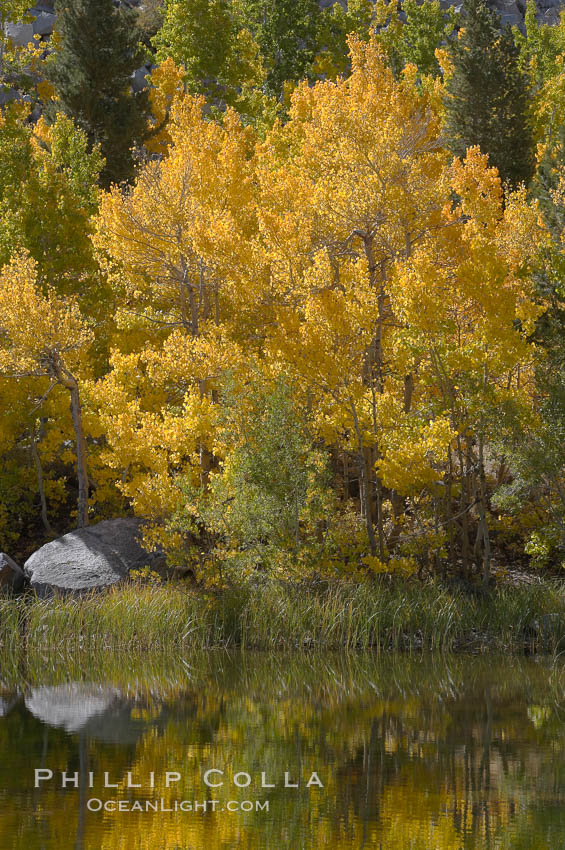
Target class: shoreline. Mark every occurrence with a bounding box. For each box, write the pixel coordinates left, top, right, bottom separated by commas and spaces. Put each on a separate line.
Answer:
2, 577, 565, 656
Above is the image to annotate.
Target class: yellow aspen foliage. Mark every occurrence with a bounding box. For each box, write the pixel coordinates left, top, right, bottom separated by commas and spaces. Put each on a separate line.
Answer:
0, 252, 92, 377
92, 35, 547, 577
95, 95, 256, 348
0, 252, 93, 526
146, 59, 186, 156
250, 37, 454, 558
93, 96, 259, 549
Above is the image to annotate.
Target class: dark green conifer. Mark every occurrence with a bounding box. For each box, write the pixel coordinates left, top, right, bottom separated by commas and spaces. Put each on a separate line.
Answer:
444, 0, 534, 188
48, 0, 149, 187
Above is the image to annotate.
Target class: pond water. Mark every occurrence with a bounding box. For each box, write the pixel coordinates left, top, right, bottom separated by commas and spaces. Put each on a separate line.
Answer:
1, 652, 565, 849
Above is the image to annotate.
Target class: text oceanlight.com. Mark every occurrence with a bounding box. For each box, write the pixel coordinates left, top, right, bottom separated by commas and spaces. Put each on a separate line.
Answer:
86, 799, 270, 813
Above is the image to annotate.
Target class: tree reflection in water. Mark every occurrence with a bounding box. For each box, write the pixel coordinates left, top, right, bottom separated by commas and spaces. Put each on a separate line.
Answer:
0, 652, 564, 849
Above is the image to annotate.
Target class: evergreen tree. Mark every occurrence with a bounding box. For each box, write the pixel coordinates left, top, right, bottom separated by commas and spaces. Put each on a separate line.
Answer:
47, 0, 149, 187
444, 0, 534, 188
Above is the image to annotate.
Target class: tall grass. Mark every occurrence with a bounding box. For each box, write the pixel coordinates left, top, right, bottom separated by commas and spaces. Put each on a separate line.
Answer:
23, 584, 212, 651
0, 578, 564, 656
238, 580, 565, 652
0, 595, 23, 652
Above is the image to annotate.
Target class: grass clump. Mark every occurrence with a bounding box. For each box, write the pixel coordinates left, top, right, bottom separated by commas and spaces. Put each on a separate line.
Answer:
1, 578, 565, 655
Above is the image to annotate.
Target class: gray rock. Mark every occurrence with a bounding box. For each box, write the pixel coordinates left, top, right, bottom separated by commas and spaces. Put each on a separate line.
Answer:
0, 553, 25, 593
24, 518, 164, 597
31, 0, 55, 11
25, 684, 146, 744
4, 21, 35, 47
26, 685, 117, 734
0, 87, 17, 107
29, 104, 43, 123
32, 11, 55, 35
131, 65, 149, 93
541, 7, 562, 22
500, 12, 521, 24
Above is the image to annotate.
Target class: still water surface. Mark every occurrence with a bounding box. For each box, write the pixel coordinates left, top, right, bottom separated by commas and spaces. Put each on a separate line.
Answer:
1, 652, 565, 849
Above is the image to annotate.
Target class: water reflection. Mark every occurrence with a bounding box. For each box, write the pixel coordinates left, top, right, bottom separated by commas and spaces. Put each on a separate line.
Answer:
25, 685, 149, 744
1, 653, 565, 849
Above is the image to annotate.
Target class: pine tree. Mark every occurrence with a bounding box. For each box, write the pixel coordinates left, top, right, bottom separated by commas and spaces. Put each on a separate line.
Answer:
444, 0, 534, 188
47, 0, 149, 187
